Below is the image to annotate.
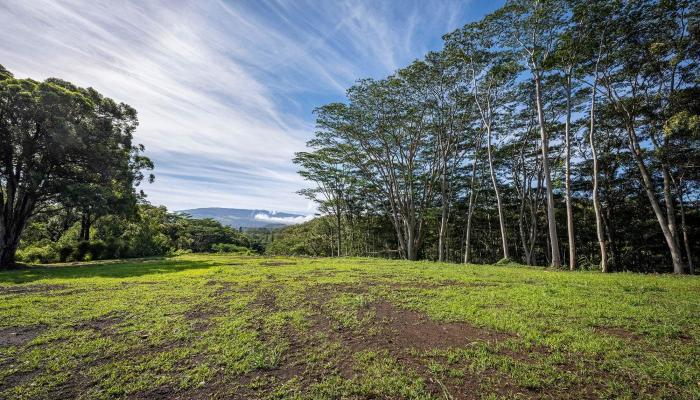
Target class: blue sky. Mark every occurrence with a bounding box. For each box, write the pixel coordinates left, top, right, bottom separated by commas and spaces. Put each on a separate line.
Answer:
1, 0, 501, 214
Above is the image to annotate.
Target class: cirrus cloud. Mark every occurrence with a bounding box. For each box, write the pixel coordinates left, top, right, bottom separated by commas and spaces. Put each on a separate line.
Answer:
0, 0, 496, 213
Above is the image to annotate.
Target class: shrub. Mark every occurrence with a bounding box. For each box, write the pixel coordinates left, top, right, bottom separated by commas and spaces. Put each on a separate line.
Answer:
88, 240, 106, 260
59, 244, 74, 262
211, 243, 252, 255
72, 241, 92, 261
103, 238, 125, 260
17, 245, 58, 264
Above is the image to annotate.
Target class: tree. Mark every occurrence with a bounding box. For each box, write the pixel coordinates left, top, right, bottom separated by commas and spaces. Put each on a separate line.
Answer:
446, 22, 520, 261
294, 145, 352, 257
491, 0, 566, 267
0, 66, 152, 268
310, 70, 442, 261
597, 0, 697, 273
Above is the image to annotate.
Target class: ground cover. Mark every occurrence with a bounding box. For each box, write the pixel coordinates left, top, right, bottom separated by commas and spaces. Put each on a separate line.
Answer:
0, 255, 698, 399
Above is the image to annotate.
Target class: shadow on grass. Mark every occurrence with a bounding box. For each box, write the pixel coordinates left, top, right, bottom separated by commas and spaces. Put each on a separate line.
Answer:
0, 257, 225, 284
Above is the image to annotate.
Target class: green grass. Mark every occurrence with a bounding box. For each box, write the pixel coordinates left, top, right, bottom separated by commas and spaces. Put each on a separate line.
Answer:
0, 254, 698, 399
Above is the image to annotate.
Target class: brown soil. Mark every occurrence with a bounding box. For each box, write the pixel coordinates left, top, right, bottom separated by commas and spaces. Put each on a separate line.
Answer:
73, 311, 126, 335
259, 261, 297, 267
302, 288, 518, 399
0, 325, 46, 347
371, 299, 509, 350
593, 325, 640, 340
0, 284, 67, 295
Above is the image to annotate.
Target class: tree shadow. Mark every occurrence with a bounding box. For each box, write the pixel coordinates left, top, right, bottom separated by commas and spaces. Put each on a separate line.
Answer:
0, 257, 227, 284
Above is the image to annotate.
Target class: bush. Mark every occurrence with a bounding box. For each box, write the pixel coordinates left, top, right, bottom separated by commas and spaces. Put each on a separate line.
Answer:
17, 245, 58, 264
88, 240, 106, 260
211, 243, 252, 255
59, 244, 74, 262
103, 238, 125, 260
72, 241, 92, 261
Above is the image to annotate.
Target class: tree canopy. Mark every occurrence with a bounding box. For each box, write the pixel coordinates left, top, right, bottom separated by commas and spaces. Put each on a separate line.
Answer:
0, 66, 153, 267
293, 0, 699, 273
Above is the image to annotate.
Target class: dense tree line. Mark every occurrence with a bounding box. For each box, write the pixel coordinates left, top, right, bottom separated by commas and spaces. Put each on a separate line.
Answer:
292, 0, 699, 273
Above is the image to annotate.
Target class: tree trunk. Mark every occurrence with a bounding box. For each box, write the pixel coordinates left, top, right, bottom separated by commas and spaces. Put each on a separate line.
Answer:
0, 229, 19, 268
438, 172, 448, 262
0, 244, 18, 268
464, 137, 481, 264
406, 223, 417, 261
335, 207, 342, 257
677, 185, 694, 274
661, 166, 683, 265
518, 188, 530, 265
589, 72, 608, 272
533, 71, 561, 268
486, 125, 509, 260
1, 186, 34, 269
79, 210, 91, 242
0, 216, 27, 269
625, 124, 686, 274
564, 72, 575, 270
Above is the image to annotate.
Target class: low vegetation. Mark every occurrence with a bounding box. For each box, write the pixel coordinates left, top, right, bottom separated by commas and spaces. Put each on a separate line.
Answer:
15, 204, 265, 265
1, 255, 698, 399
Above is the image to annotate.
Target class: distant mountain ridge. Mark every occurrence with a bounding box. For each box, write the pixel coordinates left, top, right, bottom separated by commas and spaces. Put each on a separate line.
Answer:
177, 207, 310, 229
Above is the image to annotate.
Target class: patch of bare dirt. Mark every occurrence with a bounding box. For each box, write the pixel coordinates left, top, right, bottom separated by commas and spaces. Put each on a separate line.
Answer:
371, 299, 509, 350
73, 311, 126, 336
0, 325, 46, 347
0, 284, 67, 296
259, 261, 296, 267
300, 284, 593, 400
0, 368, 42, 392
593, 325, 640, 340
0, 325, 49, 394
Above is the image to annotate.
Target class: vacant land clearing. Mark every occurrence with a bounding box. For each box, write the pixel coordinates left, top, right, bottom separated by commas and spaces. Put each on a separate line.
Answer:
0, 255, 698, 399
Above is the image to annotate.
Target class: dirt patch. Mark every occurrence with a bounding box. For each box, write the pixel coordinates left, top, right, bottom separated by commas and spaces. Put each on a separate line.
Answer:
299, 284, 575, 399
593, 325, 640, 340
0, 368, 42, 392
73, 311, 126, 336
0, 284, 67, 296
371, 300, 509, 350
259, 261, 296, 267
0, 325, 47, 347
132, 384, 179, 400
205, 280, 244, 298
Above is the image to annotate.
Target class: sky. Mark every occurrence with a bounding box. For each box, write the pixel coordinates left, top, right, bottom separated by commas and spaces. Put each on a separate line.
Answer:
0, 0, 501, 214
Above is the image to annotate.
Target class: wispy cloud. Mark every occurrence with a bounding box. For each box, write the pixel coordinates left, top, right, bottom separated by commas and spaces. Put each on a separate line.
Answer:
0, 0, 487, 213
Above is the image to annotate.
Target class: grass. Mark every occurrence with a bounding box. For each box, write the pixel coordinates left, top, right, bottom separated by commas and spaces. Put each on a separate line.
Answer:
0, 254, 698, 399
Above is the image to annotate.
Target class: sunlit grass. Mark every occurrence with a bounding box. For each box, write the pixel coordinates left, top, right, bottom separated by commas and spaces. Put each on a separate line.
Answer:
0, 254, 698, 399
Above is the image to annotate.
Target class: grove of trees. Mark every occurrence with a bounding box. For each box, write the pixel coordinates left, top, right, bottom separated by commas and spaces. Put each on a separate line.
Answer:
292, 0, 699, 273
0, 66, 262, 267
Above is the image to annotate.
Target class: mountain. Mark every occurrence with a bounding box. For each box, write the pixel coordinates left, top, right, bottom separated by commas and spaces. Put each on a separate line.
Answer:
177, 208, 310, 229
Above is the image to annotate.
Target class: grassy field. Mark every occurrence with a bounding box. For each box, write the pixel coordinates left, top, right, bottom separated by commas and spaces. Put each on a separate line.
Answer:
0, 255, 698, 399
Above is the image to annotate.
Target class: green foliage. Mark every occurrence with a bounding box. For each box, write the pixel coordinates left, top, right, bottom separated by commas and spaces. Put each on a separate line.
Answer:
293, 0, 700, 272
0, 65, 153, 267
211, 243, 252, 255
16, 204, 262, 264
15, 244, 57, 264
265, 217, 336, 256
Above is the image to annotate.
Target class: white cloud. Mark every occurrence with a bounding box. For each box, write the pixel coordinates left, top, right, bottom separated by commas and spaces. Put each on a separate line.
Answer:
254, 213, 314, 225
